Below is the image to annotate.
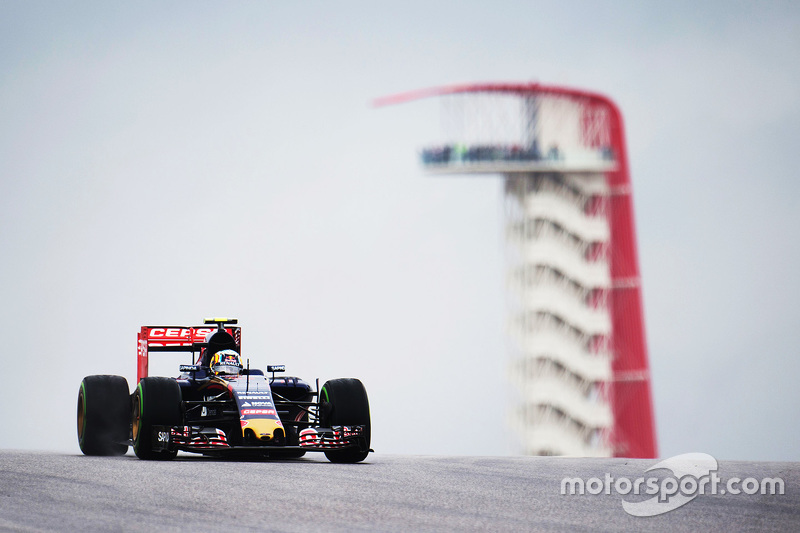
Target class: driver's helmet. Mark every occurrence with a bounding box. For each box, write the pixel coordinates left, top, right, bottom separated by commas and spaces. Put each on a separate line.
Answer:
210, 349, 243, 376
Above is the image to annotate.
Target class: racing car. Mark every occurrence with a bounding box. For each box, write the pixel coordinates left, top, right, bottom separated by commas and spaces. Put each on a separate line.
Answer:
76, 318, 371, 462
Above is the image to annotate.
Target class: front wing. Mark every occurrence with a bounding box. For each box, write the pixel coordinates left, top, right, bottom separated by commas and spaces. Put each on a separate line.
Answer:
149, 424, 369, 454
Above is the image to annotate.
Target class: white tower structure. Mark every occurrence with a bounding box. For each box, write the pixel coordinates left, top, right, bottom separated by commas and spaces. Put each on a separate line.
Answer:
503, 170, 613, 456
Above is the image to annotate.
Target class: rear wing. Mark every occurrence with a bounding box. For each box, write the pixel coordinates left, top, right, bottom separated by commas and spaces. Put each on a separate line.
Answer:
137, 319, 241, 382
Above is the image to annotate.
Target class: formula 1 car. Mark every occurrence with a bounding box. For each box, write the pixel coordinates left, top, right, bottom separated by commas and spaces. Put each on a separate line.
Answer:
76, 318, 371, 462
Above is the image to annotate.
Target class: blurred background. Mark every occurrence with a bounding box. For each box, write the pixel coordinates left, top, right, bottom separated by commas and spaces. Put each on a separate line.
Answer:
1, 1, 798, 460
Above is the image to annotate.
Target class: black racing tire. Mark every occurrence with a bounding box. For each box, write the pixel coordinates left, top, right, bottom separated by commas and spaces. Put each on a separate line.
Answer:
132, 377, 182, 460
320, 378, 371, 463
77, 375, 131, 456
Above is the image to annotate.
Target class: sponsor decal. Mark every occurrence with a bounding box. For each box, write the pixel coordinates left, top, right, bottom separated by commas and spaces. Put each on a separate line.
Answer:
148, 328, 191, 339
247, 401, 273, 407
146, 327, 223, 345
241, 409, 277, 416
137, 340, 148, 360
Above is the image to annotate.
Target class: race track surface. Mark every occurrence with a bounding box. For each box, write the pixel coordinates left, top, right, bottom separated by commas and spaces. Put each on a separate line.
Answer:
0, 450, 797, 532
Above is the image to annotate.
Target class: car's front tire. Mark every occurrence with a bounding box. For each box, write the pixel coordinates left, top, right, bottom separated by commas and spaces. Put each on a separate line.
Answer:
77, 375, 130, 456
132, 377, 182, 460
320, 378, 371, 463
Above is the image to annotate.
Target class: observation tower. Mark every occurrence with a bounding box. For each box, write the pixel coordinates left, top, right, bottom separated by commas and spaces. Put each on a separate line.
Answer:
376, 83, 657, 458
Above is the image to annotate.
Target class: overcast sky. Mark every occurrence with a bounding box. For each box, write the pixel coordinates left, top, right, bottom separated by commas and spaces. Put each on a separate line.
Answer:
1, 1, 798, 461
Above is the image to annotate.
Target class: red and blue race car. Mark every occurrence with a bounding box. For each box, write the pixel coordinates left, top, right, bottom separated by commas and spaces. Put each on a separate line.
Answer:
76, 318, 371, 462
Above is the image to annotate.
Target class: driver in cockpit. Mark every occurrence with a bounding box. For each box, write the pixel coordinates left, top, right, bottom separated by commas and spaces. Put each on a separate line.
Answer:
209, 349, 243, 378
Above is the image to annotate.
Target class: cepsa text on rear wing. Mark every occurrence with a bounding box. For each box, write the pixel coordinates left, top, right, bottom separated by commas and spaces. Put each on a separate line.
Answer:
137, 320, 241, 382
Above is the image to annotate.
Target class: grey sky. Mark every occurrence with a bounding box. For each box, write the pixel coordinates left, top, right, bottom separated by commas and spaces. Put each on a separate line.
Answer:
1, 1, 798, 460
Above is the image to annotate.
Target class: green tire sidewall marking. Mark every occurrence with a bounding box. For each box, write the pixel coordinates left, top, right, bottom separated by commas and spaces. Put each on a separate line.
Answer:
134, 382, 144, 448
321, 387, 329, 403
79, 381, 87, 446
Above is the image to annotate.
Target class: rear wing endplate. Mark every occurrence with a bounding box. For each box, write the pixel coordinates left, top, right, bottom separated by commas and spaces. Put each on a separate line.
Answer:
137, 322, 241, 382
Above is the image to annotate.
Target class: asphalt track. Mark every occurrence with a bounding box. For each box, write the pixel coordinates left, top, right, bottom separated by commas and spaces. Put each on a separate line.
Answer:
0, 450, 797, 532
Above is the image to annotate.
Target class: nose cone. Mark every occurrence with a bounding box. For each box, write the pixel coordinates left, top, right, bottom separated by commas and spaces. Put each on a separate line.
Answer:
241, 418, 284, 441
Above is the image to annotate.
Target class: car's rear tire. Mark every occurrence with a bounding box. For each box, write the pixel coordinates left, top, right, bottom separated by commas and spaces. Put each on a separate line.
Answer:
320, 378, 371, 463
132, 377, 182, 460
77, 375, 131, 456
